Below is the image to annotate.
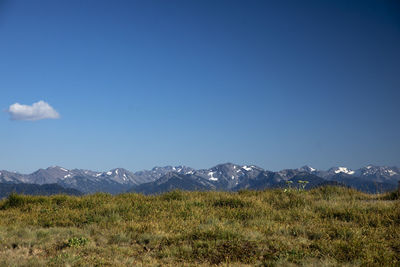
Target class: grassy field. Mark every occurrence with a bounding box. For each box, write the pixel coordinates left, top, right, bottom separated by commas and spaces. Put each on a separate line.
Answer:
0, 186, 399, 266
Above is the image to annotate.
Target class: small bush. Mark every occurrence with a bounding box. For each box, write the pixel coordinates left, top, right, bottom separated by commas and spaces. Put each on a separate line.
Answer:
6, 193, 26, 208
381, 190, 399, 200
2, 194, 50, 209
161, 190, 185, 201
66, 237, 88, 248
213, 198, 249, 208
190, 240, 259, 264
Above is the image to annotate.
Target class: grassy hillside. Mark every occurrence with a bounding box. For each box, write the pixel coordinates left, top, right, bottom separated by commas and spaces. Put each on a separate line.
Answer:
0, 187, 399, 266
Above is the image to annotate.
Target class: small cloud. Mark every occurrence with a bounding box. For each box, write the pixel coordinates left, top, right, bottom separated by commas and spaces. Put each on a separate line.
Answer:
7, 100, 60, 121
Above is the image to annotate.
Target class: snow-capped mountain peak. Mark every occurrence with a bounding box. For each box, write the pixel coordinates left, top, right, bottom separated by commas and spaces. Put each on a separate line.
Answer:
242, 165, 253, 171
47, 166, 69, 171
355, 165, 399, 180
298, 165, 317, 173
333, 167, 355, 175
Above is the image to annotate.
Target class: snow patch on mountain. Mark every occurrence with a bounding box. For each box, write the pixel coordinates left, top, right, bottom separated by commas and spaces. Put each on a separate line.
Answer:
208, 171, 218, 181
242, 166, 252, 171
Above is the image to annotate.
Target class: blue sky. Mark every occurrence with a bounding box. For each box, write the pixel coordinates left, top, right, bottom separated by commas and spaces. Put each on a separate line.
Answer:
1, 0, 399, 173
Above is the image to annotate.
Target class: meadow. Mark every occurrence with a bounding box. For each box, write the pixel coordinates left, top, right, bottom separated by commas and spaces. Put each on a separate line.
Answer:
0, 186, 399, 266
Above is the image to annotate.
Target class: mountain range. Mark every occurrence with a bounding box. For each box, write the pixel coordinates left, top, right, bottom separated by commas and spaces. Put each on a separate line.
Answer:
0, 164, 399, 196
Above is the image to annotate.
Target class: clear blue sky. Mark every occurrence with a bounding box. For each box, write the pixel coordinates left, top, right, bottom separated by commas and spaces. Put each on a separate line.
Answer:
1, 0, 399, 173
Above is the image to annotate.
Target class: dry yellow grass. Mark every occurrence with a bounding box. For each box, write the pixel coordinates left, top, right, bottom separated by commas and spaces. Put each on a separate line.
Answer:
0, 186, 399, 266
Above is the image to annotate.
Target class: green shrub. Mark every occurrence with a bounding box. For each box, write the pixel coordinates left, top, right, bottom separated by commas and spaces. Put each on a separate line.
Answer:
213, 198, 249, 208
191, 240, 260, 264
66, 237, 88, 248
6, 193, 26, 208
381, 190, 399, 200
160, 190, 185, 201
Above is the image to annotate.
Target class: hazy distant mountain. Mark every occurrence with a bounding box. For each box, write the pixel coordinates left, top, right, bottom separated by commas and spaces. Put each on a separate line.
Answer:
0, 170, 28, 183
0, 166, 197, 194
134, 166, 195, 184
232, 170, 284, 191
327, 173, 397, 193
1, 164, 399, 194
130, 164, 399, 194
57, 167, 159, 194
28, 166, 72, 184
193, 163, 265, 190
129, 172, 216, 194
297, 165, 318, 173
354, 165, 400, 184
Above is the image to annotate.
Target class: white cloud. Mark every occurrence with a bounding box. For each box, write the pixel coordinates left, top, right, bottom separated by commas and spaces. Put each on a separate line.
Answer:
7, 100, 60, 121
